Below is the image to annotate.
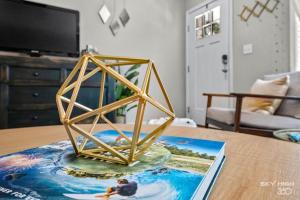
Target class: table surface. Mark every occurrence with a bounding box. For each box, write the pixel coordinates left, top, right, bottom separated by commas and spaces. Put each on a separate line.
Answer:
0, 124, 299, 200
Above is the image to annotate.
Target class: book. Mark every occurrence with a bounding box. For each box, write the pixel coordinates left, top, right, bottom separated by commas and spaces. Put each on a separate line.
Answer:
0, 130, 225, 200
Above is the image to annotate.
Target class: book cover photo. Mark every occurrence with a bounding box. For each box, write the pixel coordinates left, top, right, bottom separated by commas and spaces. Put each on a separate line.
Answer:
0, 130, 225, 200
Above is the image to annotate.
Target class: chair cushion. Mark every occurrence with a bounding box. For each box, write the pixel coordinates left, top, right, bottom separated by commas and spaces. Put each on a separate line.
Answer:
264, 71, 300, 119
242, 76, 289, 115
207, 107, 300, 130
241, 112, 300, 130
207, 107, 235, 125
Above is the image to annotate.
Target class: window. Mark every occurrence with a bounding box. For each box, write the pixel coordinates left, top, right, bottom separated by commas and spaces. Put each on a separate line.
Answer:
195, 6, 221, 40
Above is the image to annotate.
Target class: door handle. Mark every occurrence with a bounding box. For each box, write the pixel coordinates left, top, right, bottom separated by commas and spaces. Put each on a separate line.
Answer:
222, 69, 228, 73
222, 54, 228, 74
222, 54, 228, 65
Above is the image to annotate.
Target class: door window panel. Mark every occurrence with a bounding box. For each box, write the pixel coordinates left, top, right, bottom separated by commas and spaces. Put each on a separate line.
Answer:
195, 6, 221, 40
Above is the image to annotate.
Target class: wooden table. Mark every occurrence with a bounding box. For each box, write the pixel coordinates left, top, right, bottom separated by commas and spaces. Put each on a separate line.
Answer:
0, 124, 299, 200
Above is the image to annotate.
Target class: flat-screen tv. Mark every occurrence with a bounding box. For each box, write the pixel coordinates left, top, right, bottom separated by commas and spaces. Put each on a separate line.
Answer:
0, 0, 80, 57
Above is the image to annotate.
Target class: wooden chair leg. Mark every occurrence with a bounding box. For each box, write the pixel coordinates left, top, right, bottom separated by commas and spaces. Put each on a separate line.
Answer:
205, 95, 212, 128
234, 96, 243, 132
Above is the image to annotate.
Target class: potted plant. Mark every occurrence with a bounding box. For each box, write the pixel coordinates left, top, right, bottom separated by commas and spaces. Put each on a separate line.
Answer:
115, 64, 141, 123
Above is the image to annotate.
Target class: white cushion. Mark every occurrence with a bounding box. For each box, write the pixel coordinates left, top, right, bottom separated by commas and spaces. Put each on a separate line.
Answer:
207, 107, 300, 130
242, 76, 289, 115
242, 112, 300, 130
207, 107, 235, 125
264, 71, 300, 118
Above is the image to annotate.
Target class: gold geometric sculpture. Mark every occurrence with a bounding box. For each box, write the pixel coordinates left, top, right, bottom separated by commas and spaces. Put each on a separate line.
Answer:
56, 53, 175, 165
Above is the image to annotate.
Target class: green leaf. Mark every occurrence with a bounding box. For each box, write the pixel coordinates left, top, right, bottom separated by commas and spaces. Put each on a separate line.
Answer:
120, 95, 128, 100
125, 71, 139, 82
123, 88, 133, 97
127, 104, 137, 112
115, 64, 141, 114
125, 64, 141, 76
115, 85, 124, 100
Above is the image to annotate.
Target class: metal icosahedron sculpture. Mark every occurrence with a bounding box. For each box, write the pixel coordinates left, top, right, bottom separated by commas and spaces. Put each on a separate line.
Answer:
56, 53, 175, 165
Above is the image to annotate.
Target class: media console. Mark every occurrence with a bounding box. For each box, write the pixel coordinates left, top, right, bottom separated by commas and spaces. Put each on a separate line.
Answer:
0, 52, 115, 129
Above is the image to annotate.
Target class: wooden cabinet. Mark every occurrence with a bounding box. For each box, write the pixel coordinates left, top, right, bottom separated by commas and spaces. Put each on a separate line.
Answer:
0, 52, 115, 129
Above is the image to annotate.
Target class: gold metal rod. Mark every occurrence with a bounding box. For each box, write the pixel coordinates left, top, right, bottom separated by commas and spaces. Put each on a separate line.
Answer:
64, 123, 79, 154
99, 71, 106, 108
79, 71, 107, 151
57, 57, 84, 95
80, 151, 126, 165
152, 64, 174, 112
83, 145, 131, 153
128, 99, 146, 162
144, 95, 175, 118
141, 61, 152, 92
56, 95, 65, 123
62, 67, 101, 95
69, 95, 139, 124
105, 61, 148, 67
60, 96, 93, 112
138, 117, 174, 146
146, 71, 151, 94
79, 114, 101, 151
135, 120, 173, 161
90, 57, 141, 94
94, 55, 149, 62
101, 115, 132, 143
65, 56, 89, 119
70, 124, 128, 163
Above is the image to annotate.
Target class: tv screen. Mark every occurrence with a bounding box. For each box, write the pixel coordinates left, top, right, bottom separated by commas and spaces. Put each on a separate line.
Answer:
0, 0, 80, 57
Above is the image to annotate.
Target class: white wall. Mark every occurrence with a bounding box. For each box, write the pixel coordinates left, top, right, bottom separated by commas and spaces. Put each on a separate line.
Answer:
233, 0, 290, 92
186, 0, 290, 92
29, 0, 186, 122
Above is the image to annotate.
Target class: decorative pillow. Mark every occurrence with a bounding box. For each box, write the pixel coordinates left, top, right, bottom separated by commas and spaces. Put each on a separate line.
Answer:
242, 76, 289, 115
264, 71, 300, 119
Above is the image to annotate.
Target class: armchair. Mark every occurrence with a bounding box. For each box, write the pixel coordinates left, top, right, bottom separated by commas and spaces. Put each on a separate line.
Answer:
203, 92, 300, 137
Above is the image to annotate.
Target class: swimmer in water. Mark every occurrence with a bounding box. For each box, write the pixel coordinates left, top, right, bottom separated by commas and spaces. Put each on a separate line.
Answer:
96, 179, 138, 199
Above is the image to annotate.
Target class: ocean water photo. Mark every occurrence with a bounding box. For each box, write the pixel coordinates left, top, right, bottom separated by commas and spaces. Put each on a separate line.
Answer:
0, 130, 224, 200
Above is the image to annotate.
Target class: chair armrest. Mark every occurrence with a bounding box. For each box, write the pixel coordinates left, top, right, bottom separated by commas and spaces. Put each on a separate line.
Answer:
230, 93, 300, 100
203, 93, 235, 98
203, 92, 243, 131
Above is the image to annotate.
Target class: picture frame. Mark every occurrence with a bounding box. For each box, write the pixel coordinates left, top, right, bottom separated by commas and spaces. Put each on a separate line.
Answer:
98, 4, 111, 24
109, 20, 121, 36
119, 8, 130, 26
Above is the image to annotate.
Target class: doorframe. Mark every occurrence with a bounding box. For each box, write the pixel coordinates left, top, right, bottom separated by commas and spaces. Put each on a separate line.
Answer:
185, 0, 234, 117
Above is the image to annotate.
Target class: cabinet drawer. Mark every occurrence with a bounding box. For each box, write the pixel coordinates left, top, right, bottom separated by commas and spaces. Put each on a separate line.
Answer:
9, 86, 58, 104
8, 110, 60, 128
10, 67, 60, 82
9, 86, 104, 107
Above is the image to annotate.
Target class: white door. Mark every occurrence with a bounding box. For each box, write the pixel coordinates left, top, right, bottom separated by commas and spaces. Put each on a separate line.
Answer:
186, 0, 232, 125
